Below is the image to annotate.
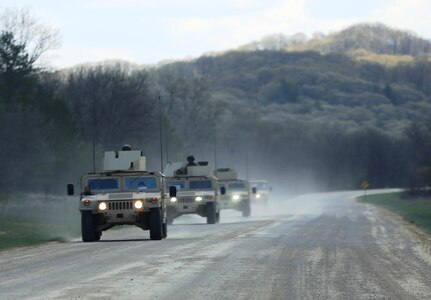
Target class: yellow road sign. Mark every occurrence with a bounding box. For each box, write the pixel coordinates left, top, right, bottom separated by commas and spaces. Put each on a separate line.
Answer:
361, 181, 369, 190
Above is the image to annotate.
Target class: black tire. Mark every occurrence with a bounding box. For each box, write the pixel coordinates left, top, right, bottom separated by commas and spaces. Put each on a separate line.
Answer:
162, 222, 167, 239
81, 211, 100, 242
206, 202, 216, 224
242, 202, 251, 217
150, 208, 163, 240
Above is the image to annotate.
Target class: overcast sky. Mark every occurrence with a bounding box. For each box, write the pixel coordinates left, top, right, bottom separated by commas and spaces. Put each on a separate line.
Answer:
1, 0, 430, 68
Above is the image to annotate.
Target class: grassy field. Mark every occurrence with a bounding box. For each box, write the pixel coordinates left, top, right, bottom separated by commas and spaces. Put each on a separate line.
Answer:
358, 192, 431, 234
0, 194, 81, 251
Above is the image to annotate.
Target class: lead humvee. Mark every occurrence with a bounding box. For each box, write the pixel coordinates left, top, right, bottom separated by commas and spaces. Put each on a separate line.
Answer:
67, 147, 167, 242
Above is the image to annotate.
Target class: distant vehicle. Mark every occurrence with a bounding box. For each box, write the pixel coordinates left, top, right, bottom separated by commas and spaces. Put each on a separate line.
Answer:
166, 158, 221, 225
250, 180, 270, 204
67, 146, 167, 242
216, 168, 253, 217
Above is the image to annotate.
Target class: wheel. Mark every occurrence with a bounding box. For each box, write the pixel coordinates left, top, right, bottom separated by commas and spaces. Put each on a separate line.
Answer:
150, 208, 163, 240
206, 202, 217, 224
81, 211, 100, 242
162, 222, 167, 238
242, 202, 251, 217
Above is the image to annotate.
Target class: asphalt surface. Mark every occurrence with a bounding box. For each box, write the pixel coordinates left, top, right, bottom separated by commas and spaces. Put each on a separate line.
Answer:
1, 190, 431, 299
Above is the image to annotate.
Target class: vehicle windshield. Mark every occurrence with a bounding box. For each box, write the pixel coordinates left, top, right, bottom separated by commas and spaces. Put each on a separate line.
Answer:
189, 180, 212, 189
252, 182, 268, 190
228, 182, 246, 190
125, 176, 158, 191
87, 178, 119, 192
167, 180, 186, 190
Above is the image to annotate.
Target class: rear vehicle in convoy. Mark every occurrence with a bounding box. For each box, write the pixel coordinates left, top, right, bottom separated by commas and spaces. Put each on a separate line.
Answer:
67, 146, 167, 242
216, 168, 252, 217
166, 159, 220, 225
250, 180, 270, 204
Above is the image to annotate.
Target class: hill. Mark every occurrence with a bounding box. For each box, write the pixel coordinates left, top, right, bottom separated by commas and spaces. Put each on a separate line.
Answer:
151, 48, 431, 190
169, 50, 431, 134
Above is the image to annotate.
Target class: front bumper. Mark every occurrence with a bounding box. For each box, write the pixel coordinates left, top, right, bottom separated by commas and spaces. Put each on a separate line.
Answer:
251, 193, 269, 203
220, 195, 249, 210
167, 196, 212, 213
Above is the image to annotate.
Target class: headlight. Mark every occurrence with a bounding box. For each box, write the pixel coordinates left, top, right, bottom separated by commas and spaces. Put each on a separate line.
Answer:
256, 194, 261, 199
232, 194, 240, 201
195, 196, 203, 202
145, 197, 158, 204
171, 197, 177, 202
134, 199, 144, 209
82, 199, 91, 206
98, 202, 107, 211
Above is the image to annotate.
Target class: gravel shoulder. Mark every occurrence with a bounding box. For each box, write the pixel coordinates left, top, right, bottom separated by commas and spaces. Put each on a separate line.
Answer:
360, 199, 431, 258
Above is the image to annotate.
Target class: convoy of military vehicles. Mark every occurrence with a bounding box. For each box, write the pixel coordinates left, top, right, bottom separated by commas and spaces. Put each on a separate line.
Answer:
67, 146, 270, 242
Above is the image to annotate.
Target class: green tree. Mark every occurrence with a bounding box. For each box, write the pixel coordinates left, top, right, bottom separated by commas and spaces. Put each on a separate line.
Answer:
0, 29, 76, 194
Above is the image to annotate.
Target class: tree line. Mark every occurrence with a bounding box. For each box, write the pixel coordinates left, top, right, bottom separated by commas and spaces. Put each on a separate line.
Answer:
240, 23, 431, 58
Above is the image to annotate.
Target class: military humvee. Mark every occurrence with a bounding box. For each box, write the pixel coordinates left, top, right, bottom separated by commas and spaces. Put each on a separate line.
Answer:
216, 168, 253, 217
250, 180, 270, 204
166, 160, 221, 225
67, 146, 167, 242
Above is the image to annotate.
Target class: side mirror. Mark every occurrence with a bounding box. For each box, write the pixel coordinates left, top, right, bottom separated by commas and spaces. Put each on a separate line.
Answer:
252, 187, 257, 194
67, 184, 74, 196
169, 186, 177, 197
220, 186, 226, 195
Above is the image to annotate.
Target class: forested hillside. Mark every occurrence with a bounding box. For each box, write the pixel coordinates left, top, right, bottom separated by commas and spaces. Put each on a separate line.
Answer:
158, 49, 431, 191
190, 51, 431, 132
1, 17, 431, 197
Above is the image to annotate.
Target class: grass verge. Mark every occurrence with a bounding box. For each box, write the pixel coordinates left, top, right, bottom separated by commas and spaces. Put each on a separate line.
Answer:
358, 192, 431, 234
0, 216, 80, 251
0, 194, 81, 251
0, 220, 78, 251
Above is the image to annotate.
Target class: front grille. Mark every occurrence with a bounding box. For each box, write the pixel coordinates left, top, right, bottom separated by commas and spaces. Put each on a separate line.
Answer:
178, 196, 195, 204
108, 201, 133, 211
109, 193, 133, 200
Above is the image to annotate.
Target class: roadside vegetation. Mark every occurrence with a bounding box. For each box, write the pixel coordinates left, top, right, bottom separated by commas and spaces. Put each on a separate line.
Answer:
0, 195, 80, 250
358, 192, 431, 234
0, 219, 77, 251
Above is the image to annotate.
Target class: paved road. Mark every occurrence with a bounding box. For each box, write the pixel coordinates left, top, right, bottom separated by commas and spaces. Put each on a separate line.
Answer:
1, 190, 431, 299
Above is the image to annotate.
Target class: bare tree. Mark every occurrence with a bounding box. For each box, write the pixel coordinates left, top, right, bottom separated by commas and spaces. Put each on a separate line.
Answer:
0, 7, 61, 67
61, 63, 157, 150
156, 67, 230, 161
